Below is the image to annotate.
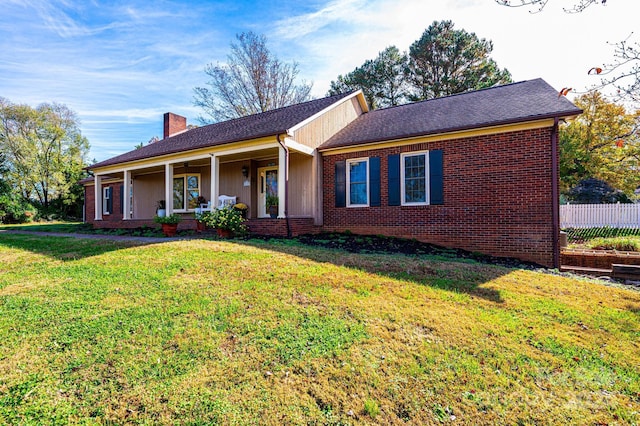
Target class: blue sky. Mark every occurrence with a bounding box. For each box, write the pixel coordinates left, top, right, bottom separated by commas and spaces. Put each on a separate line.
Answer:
0, 0, 635, 162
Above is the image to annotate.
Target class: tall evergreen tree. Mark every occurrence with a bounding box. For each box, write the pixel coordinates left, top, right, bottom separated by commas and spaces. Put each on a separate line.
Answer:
329, 46, 409, 109
406, 20, 512, 101
328, 21, 511, 108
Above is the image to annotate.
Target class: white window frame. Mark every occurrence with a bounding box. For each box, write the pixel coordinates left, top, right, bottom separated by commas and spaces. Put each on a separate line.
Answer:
346, 157, 369, 208
172, 173, 201, 212
102, 187, 110, 215
401, 151, 430, 206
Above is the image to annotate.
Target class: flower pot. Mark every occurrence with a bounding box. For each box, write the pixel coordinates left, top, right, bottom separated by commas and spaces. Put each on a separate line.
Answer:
268, 205, 278, 219
196, 221, 206, 233
161, 223, 178, 237
157, 209, 166, 218
216, 228, 234, 238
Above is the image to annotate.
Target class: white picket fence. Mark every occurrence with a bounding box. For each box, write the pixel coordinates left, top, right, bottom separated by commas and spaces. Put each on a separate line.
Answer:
560, 203, 640, 228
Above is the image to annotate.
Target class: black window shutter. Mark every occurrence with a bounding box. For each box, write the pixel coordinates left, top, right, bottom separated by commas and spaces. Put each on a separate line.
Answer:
335, 161, 346, 208
107, 187, 113, 214
387, 154, 400, 206
369, 157, 380, 207
119, 185, 124, 214
429, 150, 444, 205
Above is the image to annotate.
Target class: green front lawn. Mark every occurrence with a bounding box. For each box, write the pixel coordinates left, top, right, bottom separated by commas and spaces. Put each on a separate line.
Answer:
1, 234, 639, 424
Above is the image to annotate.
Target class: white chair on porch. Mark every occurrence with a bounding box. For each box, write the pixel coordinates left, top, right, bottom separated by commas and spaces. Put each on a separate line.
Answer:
199, 200, 213, 212
217, 195, 236, 209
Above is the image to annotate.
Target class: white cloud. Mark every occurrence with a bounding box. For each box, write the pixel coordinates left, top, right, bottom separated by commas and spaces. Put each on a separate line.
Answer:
274, 0, 367, 39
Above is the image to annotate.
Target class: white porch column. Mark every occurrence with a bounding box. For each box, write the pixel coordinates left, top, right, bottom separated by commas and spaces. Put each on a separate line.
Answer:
210, 155, 219, 208
278, 145, 286, 218
94, 174, 103, 220
165, 163, 173, 215
122, 170, 130, 220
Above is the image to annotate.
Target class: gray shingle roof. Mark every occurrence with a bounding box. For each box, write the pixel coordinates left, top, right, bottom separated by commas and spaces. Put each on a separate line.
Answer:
318, 79, 582, 151
90, 92, 355, 169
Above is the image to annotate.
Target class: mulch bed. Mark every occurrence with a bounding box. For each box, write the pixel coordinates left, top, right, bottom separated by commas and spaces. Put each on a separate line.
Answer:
294, 232, 538, 269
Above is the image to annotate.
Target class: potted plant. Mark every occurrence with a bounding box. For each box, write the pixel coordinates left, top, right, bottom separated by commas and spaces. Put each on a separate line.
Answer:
233, 202, 249, 219
156, 200, 166, 218
266, 195, 278, 218
154, 213, 182, 237
200, 206, 247, 238
194, 208, 210, 233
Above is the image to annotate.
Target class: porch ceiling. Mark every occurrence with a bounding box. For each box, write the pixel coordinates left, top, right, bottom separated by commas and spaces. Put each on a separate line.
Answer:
217, 147, 279, 163
96, 143, 311, 176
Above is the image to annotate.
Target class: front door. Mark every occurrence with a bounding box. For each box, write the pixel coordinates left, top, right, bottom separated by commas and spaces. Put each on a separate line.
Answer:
258, 166, 278, 218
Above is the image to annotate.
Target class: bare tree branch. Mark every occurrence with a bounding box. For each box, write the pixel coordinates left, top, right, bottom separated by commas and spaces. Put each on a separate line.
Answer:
495, 0, 606, 13
193, 32, 313, 124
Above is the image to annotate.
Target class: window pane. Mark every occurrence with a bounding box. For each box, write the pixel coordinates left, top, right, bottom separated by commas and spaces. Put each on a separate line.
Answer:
349, 161, 368, 205
404, 154, 426, 203
350, 183, 367, 205
186, 175, 200, 209
187, 175, 199, 190
173, 177, 184, 210
187, 190, 199, 209
265, 170, 278, 198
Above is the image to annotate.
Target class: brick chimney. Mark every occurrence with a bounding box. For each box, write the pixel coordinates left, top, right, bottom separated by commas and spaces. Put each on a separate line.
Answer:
163, 112, 187, 139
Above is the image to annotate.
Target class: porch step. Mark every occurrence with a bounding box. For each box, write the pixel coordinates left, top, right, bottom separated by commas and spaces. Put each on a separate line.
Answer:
560, 265, 612, 277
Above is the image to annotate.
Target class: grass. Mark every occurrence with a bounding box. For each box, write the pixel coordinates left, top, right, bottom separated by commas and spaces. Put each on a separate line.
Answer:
563, 226, 640, 252
0, 221, 92, 233
0, 221, 167, 238
1, 233, 639, 425
576, 236, 640, 252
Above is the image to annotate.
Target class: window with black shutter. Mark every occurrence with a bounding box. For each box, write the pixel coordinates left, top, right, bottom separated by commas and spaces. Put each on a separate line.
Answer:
388, 149, 443, 206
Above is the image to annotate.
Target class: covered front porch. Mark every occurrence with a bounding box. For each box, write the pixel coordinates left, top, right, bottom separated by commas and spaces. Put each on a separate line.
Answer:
89, 139, 322, 236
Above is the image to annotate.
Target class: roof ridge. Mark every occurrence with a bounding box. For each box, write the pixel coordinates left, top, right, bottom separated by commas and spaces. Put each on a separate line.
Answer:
318, 78, 581, 151
369, 79, 541, 114
195, 91, 356, 130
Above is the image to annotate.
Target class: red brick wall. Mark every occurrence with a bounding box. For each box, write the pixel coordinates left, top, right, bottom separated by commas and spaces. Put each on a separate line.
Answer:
247, 218, 321, 237
84, 183, 124, 225
86, 183, 200, 230
322, 127, 557, 266
164, 113, 187, 138
85, 185, 321, 236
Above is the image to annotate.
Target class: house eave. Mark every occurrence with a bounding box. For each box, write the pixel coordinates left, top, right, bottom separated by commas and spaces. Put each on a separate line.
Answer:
90, 135, 283, 175
318, 116, 566, 155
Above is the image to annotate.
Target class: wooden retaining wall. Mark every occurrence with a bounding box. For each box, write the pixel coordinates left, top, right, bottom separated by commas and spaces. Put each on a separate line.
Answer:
561, 249, 640, 269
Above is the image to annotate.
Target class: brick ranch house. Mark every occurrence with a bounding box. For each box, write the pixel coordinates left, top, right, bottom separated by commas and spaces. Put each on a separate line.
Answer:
84, 79, 581, 267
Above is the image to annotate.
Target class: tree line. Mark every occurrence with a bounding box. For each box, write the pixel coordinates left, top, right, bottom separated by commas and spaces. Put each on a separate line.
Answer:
328, 20, 512, 109
0, 98, 89, 222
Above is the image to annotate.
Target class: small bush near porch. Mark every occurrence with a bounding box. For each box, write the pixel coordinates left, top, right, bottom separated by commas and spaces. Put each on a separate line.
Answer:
0, 234, 638, 424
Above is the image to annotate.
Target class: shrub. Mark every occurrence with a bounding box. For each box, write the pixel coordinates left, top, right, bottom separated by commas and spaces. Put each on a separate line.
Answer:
0, 194, 37, 224
153, 213, 182, 225
585, 236, 640, 252
200, 207, 247, 235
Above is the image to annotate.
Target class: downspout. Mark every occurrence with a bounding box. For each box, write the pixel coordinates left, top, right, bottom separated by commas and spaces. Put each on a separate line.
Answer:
551, 117, 560, 269
276, 133, 291, 238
